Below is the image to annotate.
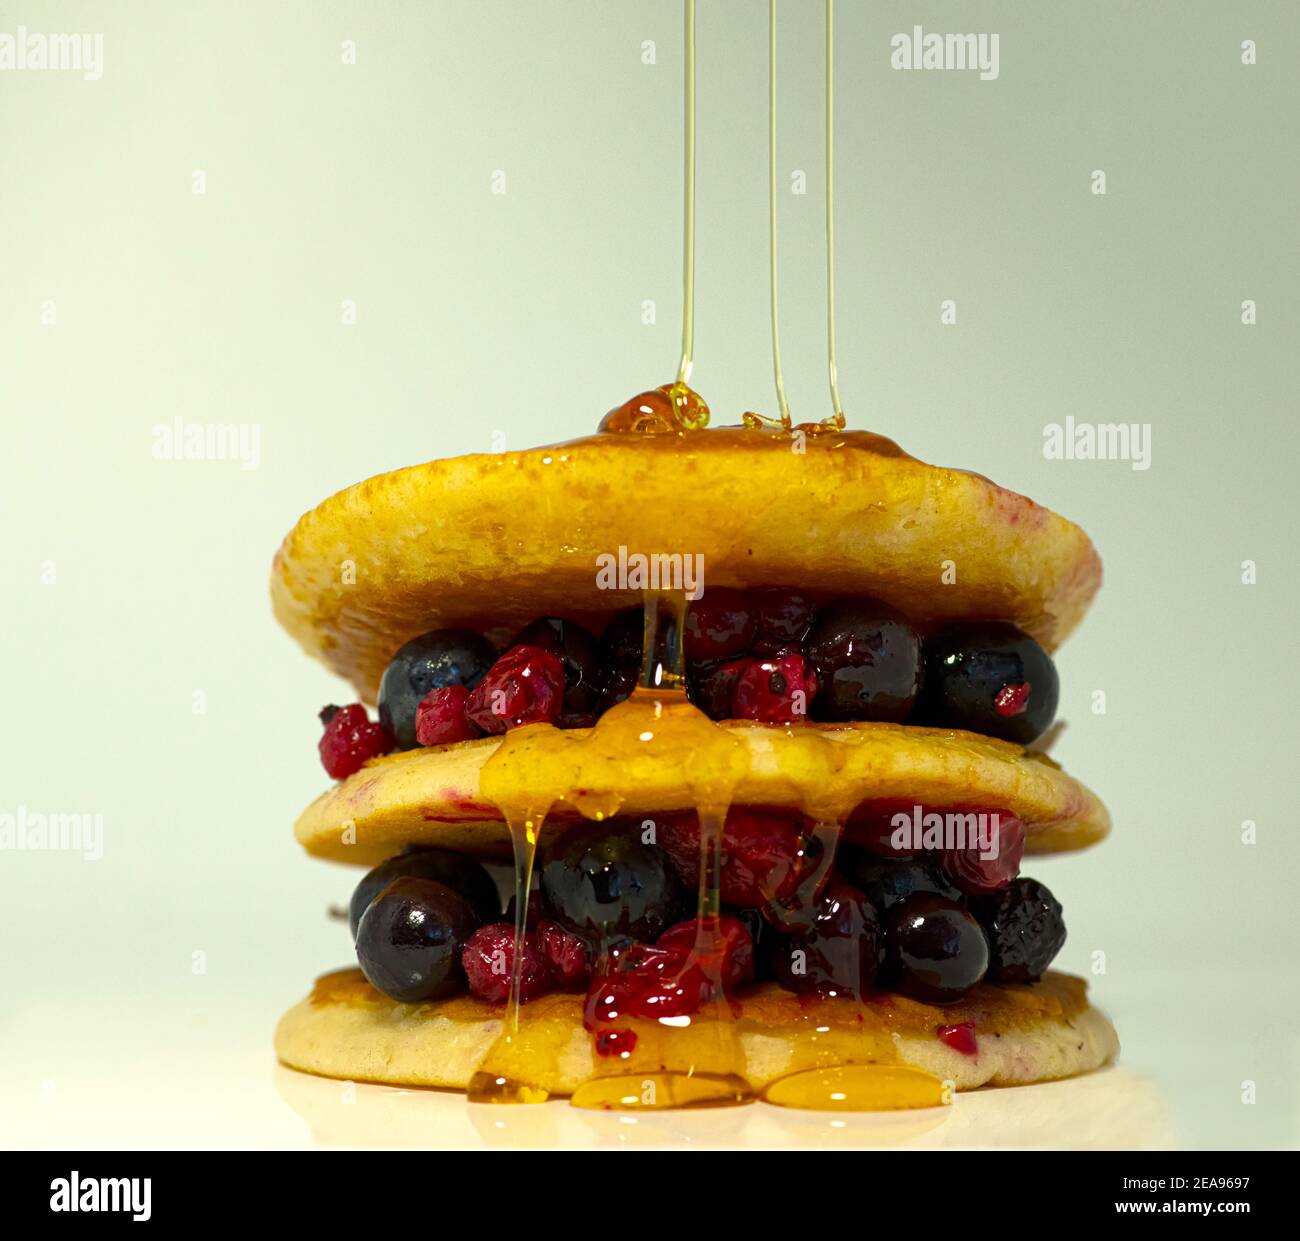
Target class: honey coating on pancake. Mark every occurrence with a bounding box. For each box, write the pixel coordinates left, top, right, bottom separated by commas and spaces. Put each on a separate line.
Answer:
276, 969, 1118, 1095
270, 429, 1102, 702
293, 719, 1110, 866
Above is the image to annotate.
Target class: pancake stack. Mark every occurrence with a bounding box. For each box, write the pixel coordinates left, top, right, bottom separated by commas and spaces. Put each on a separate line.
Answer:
272, 407, 1117, 1108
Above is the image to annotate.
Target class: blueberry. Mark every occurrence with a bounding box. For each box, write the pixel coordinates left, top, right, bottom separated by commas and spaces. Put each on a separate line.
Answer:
751, 589, 817, 654
805, 598, 922, 722
539, 822, 686, 943
732, 907, 776, 981
599, 608, 644, 708
355, 876, 481, 1002
770, 879, 881, 997
918, 623, 1058, 745
511, 617, 604, 727
973, 877, 1066, 984
348, 848, 500, 938
837, 848, 962, 915
884, 894, 989, 1004
378, 629, 497, 749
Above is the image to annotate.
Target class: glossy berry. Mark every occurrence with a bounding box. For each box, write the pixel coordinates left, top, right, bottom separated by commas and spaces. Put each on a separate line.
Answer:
599, 608, 644, 708
461, 923, 552, 1003
837, 848, 961, 914
920, 623, 1058, 745
377, 630, 497, 749
318, 704, 393, 779
937, 1022, 979, 1056
805, 598, 922, 722
844, 802, 919, 858
355, 876, 481, 1003
657, 914, 755, 988
731, 652, 818, 723
974, 878, 1066, 984
939, 813, 1026, 895
583, 942, 711, 1027
688, 657, 749, 720
539, 822, 686, 943
659, 807, 815, 908
465, 644, 565, 733
536, 918, 592, 990
884, 894, 989, 1004
751, 589, 817, 654
771, 879, 881, 998
684, 588, 756, 661
349, 848, 500, 938
511, 618, 605, 727
414, 685, 480, 746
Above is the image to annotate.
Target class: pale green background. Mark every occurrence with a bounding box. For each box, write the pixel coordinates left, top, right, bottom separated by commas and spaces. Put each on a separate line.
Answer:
1, 1, 1297, 1149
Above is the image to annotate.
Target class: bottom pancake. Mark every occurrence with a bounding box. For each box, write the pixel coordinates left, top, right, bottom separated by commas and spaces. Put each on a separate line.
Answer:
275, 968, 1118, 1097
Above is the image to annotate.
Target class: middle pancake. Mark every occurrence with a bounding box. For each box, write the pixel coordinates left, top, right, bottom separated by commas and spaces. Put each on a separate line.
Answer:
295, 720, 1109, 866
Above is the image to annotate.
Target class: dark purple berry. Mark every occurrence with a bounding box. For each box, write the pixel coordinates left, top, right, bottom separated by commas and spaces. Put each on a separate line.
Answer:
771, 879, 880, 998
378, 629, 497, 749
884, 894, 988, 1004
355, 876, 481, 1002
919, 623, 1058, 744
805, 598, 922, 722
973, 877, 1066, 984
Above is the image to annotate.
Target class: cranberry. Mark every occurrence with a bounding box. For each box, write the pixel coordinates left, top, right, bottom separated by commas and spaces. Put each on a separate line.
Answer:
511, 618, 605, 727
844, 802, 921, 858
937, 1022, 978, 1056
657, 915, 755, 988
461, 923, 552, 1003
731, 652, 818, 723
594, 1028, 638, 1058
684, 588, 756, 661
751, 589, 817, 653
414, 685, 480, 746
536, 918, 591, 990
318, 703, 394, 779
658, 807, 814, 907
939, 813, 1026, 895
465, 645, 565, 733
583, 942, 712, 1027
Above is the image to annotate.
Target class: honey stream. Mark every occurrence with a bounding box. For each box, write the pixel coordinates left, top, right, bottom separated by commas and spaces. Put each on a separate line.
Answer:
468, 0, 946, 1112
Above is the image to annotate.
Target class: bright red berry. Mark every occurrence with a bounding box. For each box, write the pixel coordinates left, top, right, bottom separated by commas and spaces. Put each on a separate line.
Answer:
465, 645, 565, 733
937, 1022, 979, 1056
461, 923, 552, 1003
536, 918, 591, 990
940, 813, 1026, 895
659, 808, 814, 907
594, 1028, 638, 1058
731, 652, 817, 723
414, 685, 480, 746
583, 942, 712, 1028
318, 703, 393, 780
657, 914, 754, 988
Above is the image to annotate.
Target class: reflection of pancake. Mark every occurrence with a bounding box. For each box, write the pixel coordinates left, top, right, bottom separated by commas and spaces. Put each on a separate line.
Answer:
276, 968, 1117, 1096
295, 721, 1108, 868
270, 429, 1102, 701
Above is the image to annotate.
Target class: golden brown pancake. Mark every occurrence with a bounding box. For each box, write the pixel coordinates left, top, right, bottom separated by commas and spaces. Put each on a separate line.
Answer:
276, 968, 1118, 1096
270, 428, 1102, 702
296, 719, 1108, 867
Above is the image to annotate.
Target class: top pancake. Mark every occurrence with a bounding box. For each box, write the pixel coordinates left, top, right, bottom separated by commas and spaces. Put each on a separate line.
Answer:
271, 426, 1101, 701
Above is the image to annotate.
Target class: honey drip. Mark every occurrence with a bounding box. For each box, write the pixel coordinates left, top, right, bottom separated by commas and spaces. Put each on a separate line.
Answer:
469, 0, 947, 1113
744, 0, 848, 436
